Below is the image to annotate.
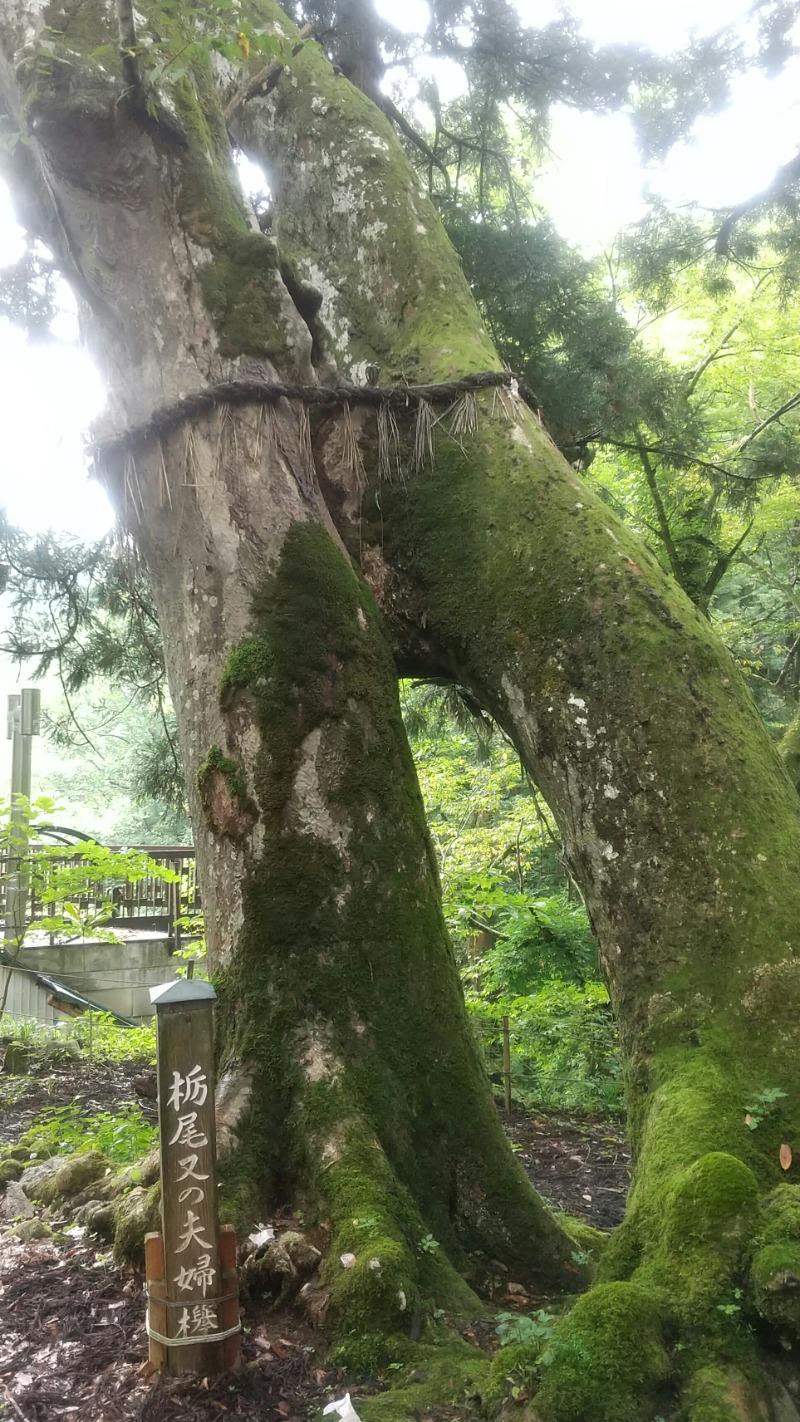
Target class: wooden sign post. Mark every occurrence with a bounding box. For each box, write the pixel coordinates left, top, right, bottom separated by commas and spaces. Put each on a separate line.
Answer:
145, 979, 240, 1375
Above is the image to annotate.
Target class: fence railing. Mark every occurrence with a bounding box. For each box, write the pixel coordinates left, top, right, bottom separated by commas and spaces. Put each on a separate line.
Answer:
0, 846, 199, 949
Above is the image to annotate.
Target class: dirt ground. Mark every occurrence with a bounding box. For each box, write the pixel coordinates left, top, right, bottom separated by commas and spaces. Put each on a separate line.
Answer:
0, 1061, 630, 1422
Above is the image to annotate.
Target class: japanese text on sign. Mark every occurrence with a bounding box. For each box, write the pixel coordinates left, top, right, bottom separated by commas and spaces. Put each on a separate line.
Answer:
165, 1066, 218, 1333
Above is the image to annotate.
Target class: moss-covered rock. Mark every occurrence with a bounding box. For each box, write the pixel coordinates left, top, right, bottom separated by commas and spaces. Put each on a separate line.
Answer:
13, 1219, 53, 1243
682, 1364, 764, 1421
1, 1145, 32, 1164
533, 1282, 670, 1422
486, 1340, 542, 1411
242, 1228, 322, 1300
557, 1214, 609, 1273
20, 1154, 70, 1198
754, 1183, 800, 1248
356, 1340, 491, 1421
112, 1184, 161, 1266
0, 1160, 23, 1186
630, 1153, 758, 1356
75, 1199, 117, 1239
34, 1151, 108, 1204
751, 1242, 800, 1336
114, 1150, 160, 1193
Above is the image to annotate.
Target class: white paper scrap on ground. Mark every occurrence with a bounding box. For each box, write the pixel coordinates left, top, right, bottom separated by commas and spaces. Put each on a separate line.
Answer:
323, 1393, 362, 1421
247, 1225, 276, 1248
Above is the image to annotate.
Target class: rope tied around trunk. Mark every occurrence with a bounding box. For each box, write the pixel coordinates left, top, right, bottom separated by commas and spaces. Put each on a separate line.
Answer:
88, 369, 542, 468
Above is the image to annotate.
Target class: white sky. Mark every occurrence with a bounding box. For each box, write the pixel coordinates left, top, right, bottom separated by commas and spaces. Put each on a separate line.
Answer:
1, 0, 800, 543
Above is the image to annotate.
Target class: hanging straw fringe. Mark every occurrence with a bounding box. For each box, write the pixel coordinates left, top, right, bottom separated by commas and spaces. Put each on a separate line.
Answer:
341, 403, 366, 488
89, 370, 535, 467
182, 426, 199, 488
157, 443, 172, 509
253, 404, 278, 466
377, 402, 402, 482
123, 452, 144, 524
449, 391, 478, 442
413, 398, 435, 471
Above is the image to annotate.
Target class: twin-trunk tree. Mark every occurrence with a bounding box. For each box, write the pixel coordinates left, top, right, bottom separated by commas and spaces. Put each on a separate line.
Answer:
3, 2, 800, 1417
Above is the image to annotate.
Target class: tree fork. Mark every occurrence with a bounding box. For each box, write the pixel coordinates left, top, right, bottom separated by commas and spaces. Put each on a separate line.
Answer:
0, 0, 582, 1346
227, 7, 800, 1413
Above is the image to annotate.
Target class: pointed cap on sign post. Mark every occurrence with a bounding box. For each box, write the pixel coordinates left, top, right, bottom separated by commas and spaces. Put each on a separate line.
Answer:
149, 979, 217, 1007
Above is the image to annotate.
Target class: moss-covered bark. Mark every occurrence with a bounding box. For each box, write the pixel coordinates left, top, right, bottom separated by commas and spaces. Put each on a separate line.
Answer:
211, 521, 580, 1326
7, 0, 800, 1406
226, 13, 800, 1415
779, 707, 800, 791
0, 0, 581, 1361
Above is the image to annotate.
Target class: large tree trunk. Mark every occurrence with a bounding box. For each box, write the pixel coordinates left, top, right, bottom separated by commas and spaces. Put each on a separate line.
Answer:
4, 0, 800, 1414
0, 0, 580, 1355
229, 11, 800, 1417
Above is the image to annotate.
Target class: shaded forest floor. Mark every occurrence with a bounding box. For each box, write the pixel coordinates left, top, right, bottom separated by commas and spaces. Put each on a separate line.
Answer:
0, 1060, 630, 1422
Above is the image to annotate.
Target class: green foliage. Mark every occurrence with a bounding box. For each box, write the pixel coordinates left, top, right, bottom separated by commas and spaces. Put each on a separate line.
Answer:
447, 210, 680, 461
41, 686, 190, 843
0, 1010, 155, 1064
743, 1086, 788, 1131
0, 793, 180, 1020
467, 982, 623, 1115
173, 913, 209, 980
72, 1011, 156, 1064
402, 682, 565, 937
495, 1308, 557, 1349
403, 683, 619, 1115
476, 897, 598, 995
24, 1100, 155, 1164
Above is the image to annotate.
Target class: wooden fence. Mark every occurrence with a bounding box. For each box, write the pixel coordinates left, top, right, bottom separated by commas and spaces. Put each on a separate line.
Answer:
0, 846, 198, 949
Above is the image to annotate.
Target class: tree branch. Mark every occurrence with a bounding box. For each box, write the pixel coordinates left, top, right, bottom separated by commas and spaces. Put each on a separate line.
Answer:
380, 96, 451, 192
735, 390, 800, 455
715, 150, 800, 254
633, 430, 683, 586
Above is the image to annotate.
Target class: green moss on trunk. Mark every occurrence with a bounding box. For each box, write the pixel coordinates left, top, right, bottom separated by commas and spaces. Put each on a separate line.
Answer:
212, 522, 579, 1346
228, 11, 800, 1406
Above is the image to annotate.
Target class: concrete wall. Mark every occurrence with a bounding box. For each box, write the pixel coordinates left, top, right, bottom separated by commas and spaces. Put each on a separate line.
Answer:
18, 936, 194, 1020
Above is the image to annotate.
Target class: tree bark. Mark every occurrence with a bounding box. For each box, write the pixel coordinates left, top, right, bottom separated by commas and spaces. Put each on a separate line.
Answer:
5, 0, 800, 1412
0, 0, 581, 1359
227, 11, 800, 1416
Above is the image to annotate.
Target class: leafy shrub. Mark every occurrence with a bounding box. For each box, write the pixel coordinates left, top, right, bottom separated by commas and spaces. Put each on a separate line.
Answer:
0, 1011, 155, 1066
467, 981, 624, 1115
25, 1101, 156, 1163
72, 1011, 156, 1064
479, 896, 598, 993
496, 1309, 557, 1348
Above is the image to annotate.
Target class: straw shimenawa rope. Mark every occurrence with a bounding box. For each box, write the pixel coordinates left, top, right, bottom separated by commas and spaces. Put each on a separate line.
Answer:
88, 370, 540, 467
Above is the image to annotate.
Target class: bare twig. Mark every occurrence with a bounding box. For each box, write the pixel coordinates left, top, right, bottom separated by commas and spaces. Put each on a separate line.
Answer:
380, 96, 451, 191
